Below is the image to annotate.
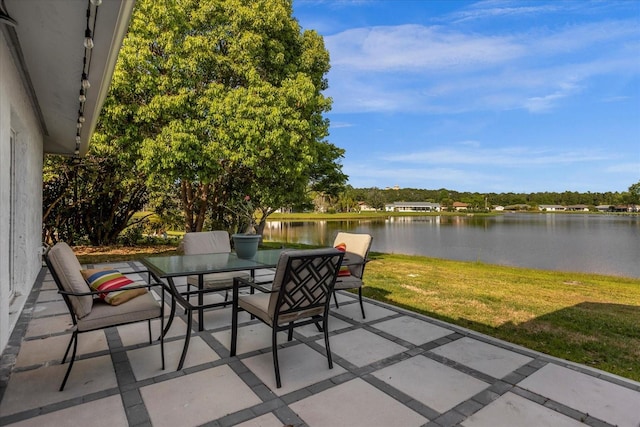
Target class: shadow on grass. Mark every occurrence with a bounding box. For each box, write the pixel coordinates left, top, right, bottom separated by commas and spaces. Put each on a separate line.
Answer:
362, 286, 640, 381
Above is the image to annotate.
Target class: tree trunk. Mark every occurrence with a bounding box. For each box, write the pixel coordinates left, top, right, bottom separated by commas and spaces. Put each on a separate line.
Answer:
181, 180, 211, 232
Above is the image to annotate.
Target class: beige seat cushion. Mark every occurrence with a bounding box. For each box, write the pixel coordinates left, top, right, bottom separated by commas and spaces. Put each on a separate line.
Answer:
238, 293, 272, 325
186, 270, 251, 289
47, 242, 93, 318
334, 275, 363, 290
238, 293, 325, 325
77, 291, 161, 332
342, 254, 366, 278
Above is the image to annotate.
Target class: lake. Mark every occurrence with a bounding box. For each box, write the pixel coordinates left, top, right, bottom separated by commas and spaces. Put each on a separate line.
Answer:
263, 214, 640, 278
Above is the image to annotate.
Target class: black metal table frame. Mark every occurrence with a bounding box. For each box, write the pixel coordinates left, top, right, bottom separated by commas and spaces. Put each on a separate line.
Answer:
141, 250, 284, 370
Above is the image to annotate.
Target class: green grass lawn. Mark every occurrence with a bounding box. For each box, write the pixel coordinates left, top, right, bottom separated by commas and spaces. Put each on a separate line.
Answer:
75, 243, 640, 381
363, 252, 640, 381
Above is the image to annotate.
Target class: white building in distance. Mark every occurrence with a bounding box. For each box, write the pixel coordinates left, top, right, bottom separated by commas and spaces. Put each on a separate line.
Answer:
385, 202, 441, 212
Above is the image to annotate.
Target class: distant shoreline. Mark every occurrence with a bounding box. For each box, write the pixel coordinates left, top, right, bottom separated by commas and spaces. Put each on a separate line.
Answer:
267, 210, 638, 221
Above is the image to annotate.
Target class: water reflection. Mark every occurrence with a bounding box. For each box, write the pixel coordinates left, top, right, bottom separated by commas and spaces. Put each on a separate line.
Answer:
264, 214, 640, 278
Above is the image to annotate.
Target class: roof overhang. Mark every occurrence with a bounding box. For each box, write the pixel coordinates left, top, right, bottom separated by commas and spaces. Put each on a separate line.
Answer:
2, 0, 135, 156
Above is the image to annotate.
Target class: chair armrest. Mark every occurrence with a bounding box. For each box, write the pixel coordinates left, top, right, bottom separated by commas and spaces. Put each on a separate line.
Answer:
120, 268, 156, 283
58, 280, 164, 297
233, 276, 274, 294
341, 257, 369, 267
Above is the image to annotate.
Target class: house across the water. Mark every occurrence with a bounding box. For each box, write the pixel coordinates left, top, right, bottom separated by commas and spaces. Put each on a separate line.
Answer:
385, 202, 441, 212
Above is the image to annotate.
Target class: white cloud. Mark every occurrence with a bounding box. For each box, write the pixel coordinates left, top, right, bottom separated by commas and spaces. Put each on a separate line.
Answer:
460, 140, 482, 147
326, 25, 522, 73
343, 159, 634, 193
323, 15, 640, 114
330, 121, 354, 128
523, 91, 571, 113
449, 0, 564, 23
601, 96, 630, 103
604, 163, 640, 175
343, 163, 502, 189
383, 146, 615, 167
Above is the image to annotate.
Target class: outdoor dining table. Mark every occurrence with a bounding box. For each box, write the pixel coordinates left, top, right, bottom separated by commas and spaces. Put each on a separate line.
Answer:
140, 248, 284, 370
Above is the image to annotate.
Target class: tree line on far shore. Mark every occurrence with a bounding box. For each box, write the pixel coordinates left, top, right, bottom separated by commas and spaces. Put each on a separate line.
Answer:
324, 183, 640, 213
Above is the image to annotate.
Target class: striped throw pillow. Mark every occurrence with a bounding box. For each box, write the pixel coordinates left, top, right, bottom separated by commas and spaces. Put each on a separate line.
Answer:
81, 269, 147, 305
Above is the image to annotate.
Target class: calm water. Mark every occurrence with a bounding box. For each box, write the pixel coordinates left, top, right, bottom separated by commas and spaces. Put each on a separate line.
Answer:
264, 214, 640, 278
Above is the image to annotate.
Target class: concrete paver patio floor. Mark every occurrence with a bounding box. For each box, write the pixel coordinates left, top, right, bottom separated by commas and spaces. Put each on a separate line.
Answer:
1, 262, 639, 427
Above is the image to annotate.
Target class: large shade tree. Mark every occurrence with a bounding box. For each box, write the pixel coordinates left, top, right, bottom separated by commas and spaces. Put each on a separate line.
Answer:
111, 0, 344, 233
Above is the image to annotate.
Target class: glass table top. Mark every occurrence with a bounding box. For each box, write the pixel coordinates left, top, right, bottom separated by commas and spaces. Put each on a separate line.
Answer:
141, 249, 284, 278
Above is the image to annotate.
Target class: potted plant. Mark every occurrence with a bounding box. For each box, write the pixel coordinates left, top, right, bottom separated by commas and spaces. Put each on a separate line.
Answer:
223, 195, 261, 258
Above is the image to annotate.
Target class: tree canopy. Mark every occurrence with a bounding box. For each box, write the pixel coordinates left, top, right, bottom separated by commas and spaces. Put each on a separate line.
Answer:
111, 0, 345, 233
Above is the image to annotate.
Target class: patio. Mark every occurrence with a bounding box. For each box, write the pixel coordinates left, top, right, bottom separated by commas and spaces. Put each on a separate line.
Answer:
1, 261, 639, 427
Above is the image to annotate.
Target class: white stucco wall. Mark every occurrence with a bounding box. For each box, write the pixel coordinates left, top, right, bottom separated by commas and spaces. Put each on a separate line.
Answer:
0, 31, 44, 353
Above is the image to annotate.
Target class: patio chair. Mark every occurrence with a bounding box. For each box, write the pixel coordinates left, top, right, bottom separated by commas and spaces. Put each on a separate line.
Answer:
44, 242, 165, 391
332, 232, 373, 318
182, 230, 251, 304
165, 231, 254, 369
230, 248, 344, 388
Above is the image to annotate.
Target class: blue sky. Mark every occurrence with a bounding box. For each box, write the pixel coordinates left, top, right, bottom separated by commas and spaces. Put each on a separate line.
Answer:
292, 0, 640, 193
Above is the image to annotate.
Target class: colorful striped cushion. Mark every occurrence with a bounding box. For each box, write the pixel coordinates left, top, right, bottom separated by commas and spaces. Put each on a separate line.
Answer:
334, 242, 351, 276
338, 266, 351, 277
80, 269, 147, 305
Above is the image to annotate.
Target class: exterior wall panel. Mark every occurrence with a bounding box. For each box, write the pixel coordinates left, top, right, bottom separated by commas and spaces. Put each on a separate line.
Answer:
0, 31, 44, 353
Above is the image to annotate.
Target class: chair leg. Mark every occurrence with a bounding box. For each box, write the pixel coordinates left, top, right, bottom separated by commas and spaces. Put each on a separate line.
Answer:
197, 275, 205, 332
161, 285, 177, 339
287, 322, 294, 341
323, 316, 333, 369
230, 301, 238, 357
147, 320, 152, 344
333, 290, 340, 308
358, 288, 366, 319
177, 308, 193, 371
61, 331, 75, 364
272, 328, 281, 388
160, 314, 165, 371
160, 286, 166, 370
59, 331, 79, 391
248, 287, 255, 320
